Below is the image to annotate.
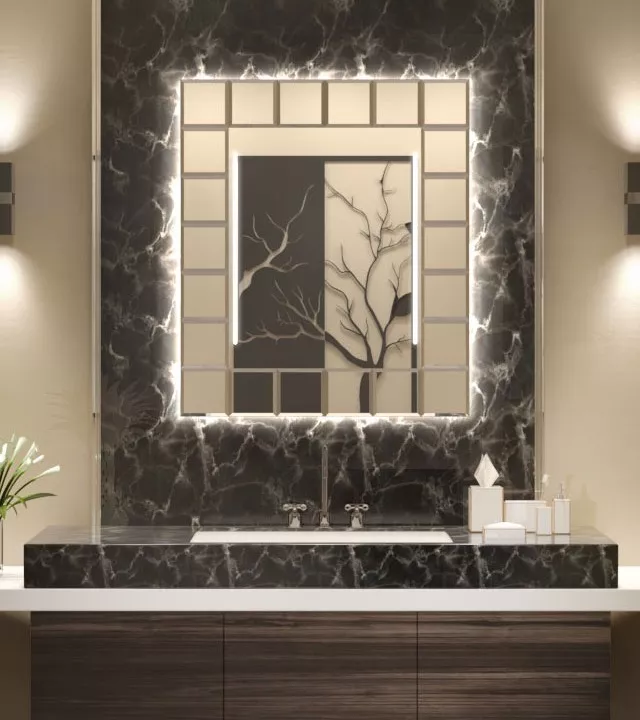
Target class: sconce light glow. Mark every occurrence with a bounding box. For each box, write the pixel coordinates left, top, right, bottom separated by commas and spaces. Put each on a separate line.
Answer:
0, 111, 20, 154
0, 90, 30, 153
616, 246, 640, 298
595, 246, 640, 337
0, 69, 44, 153
412, 152, 420, 345
0, 248, 25, 302
611, 94, 640, 153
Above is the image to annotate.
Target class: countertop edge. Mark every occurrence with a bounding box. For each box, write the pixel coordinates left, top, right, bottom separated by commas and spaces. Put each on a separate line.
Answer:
1, 566, 639, 613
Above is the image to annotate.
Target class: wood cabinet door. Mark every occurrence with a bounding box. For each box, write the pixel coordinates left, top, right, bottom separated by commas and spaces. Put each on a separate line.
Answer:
418, 613, 610, 720
224, 613, 417, 720
31, 613, 223, 720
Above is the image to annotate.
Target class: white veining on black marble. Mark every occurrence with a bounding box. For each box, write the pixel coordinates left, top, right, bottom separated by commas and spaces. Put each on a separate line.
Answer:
24, 527, 617, 590
101, 0, 536, 525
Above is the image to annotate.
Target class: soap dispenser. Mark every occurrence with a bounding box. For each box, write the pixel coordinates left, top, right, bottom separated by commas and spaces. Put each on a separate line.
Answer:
553, 482, 571, 535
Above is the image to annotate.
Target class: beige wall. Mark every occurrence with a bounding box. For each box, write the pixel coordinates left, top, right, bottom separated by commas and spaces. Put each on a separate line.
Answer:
0, 0, 93, 564
545, 3, 640, 716
0, 4, 93, 716
544, 0, 640, 566
0, 3, 94, 715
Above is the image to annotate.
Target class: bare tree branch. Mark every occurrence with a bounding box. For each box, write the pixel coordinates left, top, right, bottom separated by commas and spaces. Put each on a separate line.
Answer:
239, 185, 314, 296
389, 255, 411, 296
325, 180, 376, 259
377, 163, 392, 251
385, 336, 411, 354
378, 232, 411, 257
326, 281, 374, 365
325, 161, 413, 372
264, 281, 371, 369
239, 318, 319, 345
325, 246, 366, 295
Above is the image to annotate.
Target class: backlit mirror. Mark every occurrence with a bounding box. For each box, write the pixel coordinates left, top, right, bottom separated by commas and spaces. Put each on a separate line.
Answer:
180, 79, 470, 417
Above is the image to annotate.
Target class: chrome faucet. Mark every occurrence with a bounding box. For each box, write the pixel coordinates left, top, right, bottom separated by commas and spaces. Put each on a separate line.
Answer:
282, 503, 307, 529
319, 444, 330, 528
345, 503, 369, 530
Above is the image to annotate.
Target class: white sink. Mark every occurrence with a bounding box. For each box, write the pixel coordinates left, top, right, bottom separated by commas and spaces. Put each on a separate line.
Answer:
191, 530, 453, 545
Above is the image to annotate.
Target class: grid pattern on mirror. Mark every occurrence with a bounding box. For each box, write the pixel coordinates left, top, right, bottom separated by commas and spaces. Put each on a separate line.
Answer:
180, 79, 470, 416
421, 80, 469, 415
181, 82, 230, 414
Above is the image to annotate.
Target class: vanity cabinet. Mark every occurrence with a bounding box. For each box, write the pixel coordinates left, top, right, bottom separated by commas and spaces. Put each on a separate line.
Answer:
224, 613, 416, 720
31, 613, 224, 720
418, 613, 610, 719
31, 612, 610, 720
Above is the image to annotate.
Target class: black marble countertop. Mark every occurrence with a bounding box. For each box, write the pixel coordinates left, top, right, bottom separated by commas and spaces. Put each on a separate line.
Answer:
23, 525, 617, 591
26, 525, 616, 547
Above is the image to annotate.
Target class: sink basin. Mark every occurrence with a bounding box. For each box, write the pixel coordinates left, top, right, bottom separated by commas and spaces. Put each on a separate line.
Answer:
191, 530, 453, 545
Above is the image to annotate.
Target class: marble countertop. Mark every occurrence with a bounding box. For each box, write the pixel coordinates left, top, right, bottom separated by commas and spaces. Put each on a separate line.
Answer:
25, 525, 616, 547
22, 525, 618, 591
1, 566, 639, 613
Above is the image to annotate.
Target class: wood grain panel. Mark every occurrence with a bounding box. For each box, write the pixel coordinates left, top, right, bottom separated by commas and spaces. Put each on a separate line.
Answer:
224, 613, 417, 720
31, 613, 223, 720
418, 613, 610, 720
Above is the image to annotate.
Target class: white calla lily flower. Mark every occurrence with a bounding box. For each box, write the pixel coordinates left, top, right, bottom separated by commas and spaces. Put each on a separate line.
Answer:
37, 465, 61, 478
0, 436, 58, 522
11, 436, 26, 461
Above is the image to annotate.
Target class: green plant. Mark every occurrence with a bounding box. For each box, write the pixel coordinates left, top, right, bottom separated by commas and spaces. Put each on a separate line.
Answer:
0, 436, 59, 521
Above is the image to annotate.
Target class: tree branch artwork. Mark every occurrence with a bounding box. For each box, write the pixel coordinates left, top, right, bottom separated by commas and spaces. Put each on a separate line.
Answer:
238, 185, 314, 296
239, 161, 412, 412
323, 162, 412, 409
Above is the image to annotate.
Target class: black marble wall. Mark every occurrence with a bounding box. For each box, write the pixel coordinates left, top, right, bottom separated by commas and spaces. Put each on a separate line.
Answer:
101, 0, 536, 526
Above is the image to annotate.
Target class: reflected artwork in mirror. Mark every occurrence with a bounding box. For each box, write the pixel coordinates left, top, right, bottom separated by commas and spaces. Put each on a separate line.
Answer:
234, 156, 415, 415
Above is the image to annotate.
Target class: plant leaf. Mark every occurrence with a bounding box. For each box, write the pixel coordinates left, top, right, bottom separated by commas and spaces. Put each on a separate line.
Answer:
0, 437, 58, 513
11, 474, 52, 500
4, 492, 55, 513
17, 492, 56, 504
0, 465, 28, 506
391, 292, 412, 320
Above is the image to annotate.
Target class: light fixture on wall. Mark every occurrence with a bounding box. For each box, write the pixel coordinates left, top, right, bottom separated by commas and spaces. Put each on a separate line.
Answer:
0, 163, 14, 239
625, 162, 640, 236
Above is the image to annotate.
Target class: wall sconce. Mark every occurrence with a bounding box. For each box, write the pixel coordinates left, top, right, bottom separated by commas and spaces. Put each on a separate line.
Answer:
0, 163, 14, 239
625, 162, 640, 236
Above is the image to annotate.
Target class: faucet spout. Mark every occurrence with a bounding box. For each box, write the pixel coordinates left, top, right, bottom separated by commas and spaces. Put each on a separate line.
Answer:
320, 444, 330, 528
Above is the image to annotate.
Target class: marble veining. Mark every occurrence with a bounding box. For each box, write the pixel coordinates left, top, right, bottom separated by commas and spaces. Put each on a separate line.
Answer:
101, 0, 536, 526
24, 527, 617, 590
